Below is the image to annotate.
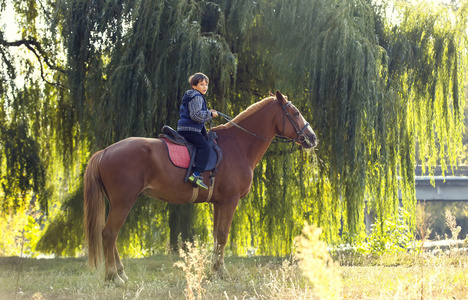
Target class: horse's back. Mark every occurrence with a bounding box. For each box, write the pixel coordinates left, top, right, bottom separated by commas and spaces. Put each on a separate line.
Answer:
97, 137, 194, 203
98, 138, 166, 192
100, 137, 160, 167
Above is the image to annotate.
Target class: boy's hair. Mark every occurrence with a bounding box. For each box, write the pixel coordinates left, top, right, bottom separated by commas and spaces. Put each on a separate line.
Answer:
189, 73, 209, 86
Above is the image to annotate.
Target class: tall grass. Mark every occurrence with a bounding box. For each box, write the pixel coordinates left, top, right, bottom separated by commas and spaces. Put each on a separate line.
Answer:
295, 222, 342, 300
445, 209, 461, 240
169, 224, 344, 299
0, 217, 466, 299
174, 240, 209, 300
416, 203, 432, 299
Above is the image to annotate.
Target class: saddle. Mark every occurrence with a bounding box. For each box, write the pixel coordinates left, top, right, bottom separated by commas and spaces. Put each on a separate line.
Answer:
159, 125, 223, 183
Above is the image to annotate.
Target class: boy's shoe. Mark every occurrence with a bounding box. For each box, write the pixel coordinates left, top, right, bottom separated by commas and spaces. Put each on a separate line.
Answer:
188, 174, 208, 190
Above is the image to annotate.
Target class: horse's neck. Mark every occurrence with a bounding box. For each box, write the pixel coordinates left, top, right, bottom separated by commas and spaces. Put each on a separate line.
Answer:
221, 101, 279, 168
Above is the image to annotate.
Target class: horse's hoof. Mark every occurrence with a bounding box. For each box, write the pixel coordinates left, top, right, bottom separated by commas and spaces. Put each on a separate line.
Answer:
106, 274, 126, 287
118, 270, 129, 282
113, 275, 126, 287
212, 265, 229, 279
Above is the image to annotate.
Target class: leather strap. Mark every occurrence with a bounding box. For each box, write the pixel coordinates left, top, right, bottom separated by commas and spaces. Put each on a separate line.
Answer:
206, 176, 216, 203
189, 176, 216, 203
190, 186, 199, 203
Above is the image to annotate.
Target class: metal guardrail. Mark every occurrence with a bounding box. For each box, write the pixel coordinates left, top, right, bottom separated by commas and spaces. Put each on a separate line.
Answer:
414, 176, 468, 201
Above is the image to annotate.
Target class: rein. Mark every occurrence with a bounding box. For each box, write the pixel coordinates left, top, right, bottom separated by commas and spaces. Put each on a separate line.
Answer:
215, 101, 313, 148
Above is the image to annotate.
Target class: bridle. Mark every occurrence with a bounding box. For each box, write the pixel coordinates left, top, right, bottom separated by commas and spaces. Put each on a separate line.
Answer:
277, 102, 313, 145
215, 100, 314, 148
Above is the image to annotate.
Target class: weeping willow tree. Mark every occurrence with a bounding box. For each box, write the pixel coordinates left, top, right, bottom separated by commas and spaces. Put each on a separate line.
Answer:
226, 0, 467, 253
37, 0, 243, 253
1, 0, 467, 257
0, 0, 83, 255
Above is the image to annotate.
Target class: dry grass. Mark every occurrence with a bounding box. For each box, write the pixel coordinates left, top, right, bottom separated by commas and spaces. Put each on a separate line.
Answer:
295, 223, 342, 300
1, 211, 467, 300
174, 240, 210, 300
0, 243, 466, 299
342, 264, 467, 299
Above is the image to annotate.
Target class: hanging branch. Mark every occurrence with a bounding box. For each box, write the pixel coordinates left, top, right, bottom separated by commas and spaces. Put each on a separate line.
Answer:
0, 36, 67, 89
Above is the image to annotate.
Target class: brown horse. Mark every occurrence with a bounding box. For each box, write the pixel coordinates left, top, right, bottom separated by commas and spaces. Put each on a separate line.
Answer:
84, 91, 317, 285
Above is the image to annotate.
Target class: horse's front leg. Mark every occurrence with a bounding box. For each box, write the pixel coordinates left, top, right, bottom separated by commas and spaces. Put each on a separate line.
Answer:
212, 199, 239, 278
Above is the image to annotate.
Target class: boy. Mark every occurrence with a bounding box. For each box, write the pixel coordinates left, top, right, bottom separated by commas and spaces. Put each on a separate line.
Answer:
177, 72, 218, 189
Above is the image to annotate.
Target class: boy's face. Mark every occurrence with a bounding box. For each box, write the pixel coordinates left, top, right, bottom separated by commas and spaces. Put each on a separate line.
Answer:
192, 79, 208, 95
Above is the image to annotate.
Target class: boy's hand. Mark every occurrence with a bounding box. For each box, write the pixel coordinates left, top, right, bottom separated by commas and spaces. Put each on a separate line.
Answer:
210, 109, 218, 117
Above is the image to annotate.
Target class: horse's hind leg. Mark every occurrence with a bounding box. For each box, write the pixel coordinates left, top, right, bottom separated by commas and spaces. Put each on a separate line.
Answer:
114, 246, 128, 281
102, 197, 136, 286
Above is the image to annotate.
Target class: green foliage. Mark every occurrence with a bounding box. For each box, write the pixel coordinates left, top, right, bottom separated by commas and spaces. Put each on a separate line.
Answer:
362, 208, 413, 255
0, 202, 42, 257
0, 121, 45, 211
1, 0, 467, 257
35, 187, 84, 257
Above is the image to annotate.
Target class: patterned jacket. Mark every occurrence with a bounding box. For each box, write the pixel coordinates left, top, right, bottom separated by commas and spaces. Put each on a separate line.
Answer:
177, 89, 213, 132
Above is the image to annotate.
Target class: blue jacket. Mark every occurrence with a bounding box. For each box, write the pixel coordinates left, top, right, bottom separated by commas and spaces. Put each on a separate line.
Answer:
177, 90, 212, 132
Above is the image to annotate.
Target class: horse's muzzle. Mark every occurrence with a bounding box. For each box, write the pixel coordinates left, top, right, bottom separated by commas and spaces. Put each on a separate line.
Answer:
298, 132, 317, 149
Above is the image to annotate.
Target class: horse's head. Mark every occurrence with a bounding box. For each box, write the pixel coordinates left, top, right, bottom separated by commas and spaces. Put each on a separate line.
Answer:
273, 90, 318, 149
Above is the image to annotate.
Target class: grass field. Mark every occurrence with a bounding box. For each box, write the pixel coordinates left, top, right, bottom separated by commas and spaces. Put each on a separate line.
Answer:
0, 249, 467, 300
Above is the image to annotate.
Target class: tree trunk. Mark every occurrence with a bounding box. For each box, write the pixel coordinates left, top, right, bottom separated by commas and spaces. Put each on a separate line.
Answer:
168, 203, 195, 251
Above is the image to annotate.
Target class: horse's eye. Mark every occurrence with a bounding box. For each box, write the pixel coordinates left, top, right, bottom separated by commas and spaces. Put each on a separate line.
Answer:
294, 112, 300, 117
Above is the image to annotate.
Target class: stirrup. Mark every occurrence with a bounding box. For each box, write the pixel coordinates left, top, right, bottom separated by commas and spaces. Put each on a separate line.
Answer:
188, 174, 208, 190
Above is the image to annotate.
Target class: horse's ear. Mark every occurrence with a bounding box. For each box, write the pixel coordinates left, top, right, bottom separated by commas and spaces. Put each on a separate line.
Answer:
269, 91, 274, 97
275, 90, 288, 105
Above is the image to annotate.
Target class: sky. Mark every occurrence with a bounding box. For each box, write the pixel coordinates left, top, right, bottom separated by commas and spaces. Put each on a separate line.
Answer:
2, 3, 19, 40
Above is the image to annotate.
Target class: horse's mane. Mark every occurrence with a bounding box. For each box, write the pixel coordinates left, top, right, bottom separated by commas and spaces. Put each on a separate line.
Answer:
214, 96, 276, 130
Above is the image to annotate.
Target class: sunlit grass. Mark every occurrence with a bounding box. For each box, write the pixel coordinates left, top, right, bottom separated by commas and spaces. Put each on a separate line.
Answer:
0, 244, 466, 299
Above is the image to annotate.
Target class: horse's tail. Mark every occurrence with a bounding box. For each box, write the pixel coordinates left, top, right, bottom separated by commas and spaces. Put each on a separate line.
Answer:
84, 150, 106, 270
